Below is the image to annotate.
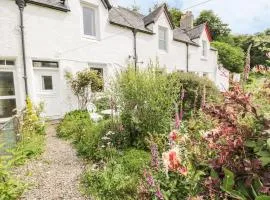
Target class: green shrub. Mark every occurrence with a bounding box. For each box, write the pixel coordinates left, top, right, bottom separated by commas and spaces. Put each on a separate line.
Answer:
82, 149, 150, 200
115, 65, 179, 147
57, 110, 92, 139
0, 157, 24, 200
0, 98, 44, 199
211, 41, 245, 73
93, 97, 110, 111
74, 120, 110, 160
169, 72, 221, 117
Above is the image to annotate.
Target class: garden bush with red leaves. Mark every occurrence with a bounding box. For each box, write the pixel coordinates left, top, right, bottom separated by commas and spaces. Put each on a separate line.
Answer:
202, 83, 270, 199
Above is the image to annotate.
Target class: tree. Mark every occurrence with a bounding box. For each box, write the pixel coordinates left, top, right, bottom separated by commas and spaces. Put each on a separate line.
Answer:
195, 10, 231, 40
65, 69, 103, 110
169, 8, 182, 27
233, 29, 270, 67
212, 41, 245, 73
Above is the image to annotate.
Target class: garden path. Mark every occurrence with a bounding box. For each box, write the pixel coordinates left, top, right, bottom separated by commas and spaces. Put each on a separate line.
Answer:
15, 124, 88, 200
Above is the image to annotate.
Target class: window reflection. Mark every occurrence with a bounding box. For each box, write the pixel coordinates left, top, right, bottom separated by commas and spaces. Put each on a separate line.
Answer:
0, 72, 15, 96
0, 99, 16, 118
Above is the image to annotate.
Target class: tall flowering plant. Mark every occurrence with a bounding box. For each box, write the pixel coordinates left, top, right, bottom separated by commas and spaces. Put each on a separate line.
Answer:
139, 127, 205, 199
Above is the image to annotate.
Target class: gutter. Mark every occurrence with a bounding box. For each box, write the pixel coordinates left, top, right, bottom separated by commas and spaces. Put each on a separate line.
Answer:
16, 0, 28, 96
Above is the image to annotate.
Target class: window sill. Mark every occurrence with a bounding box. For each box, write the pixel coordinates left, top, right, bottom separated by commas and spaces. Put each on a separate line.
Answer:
33, 67, 59, 71
201, 57, 208, 61
82, 35, 99, 41
159, 49, 168, 54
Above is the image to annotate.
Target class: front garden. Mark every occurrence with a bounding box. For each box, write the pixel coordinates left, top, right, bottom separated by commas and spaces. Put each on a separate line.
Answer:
57, 65, 270, 200
0, 98, 45, 200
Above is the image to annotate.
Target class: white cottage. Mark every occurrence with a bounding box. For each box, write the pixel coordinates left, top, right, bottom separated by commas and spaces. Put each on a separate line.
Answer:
0, 0, 222, 121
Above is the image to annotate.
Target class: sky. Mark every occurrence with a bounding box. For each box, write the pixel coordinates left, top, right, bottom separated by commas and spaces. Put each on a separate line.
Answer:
111, 0, 270, 34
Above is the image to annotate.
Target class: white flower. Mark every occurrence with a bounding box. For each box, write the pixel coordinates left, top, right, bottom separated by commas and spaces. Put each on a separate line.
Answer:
102, 136, 110, 140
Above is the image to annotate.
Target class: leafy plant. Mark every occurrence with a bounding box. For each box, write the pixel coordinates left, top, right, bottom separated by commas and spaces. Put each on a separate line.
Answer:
212, 41, 245, 73
115, 64, 179, 147
82, 149, 150, 200
65, 69, 103, 110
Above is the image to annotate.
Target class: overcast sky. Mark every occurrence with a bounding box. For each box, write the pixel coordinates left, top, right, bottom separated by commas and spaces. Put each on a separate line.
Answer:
111, 0, 270, 34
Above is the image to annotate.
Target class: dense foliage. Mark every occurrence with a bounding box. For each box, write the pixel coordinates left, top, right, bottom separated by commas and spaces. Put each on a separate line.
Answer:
65, 69, 103, 110
212, 41, 245, 73
194, 10, 231, 40
169, 72, 220, 116
57, 67, 270, 199
115, 66, 180, 147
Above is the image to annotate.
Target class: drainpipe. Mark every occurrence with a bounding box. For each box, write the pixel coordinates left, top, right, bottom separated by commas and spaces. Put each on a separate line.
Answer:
16, 0, 28, 96
132, 29, 138, 72
186, 43, 189, 72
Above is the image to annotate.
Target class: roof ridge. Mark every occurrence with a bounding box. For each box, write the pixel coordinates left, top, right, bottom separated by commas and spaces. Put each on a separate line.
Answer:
117, 6, 145, 18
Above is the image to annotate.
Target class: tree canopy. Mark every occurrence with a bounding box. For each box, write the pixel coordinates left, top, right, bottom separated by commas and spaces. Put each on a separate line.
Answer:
212, 41, 245, 73
168, 8, 182, 27
195, 10, 231, 40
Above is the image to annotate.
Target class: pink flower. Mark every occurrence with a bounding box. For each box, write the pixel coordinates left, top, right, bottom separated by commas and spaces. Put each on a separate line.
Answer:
169, 130, 178, 141
179, 166, 188, 176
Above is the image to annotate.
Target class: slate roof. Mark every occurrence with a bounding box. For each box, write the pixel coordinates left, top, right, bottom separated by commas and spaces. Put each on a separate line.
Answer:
109, 7, 153, 34
143, 5, 164, 26
183, 23, 206, 40
173, 28, 199, 46
27, 0, 112, 11
27, 0, 70, 11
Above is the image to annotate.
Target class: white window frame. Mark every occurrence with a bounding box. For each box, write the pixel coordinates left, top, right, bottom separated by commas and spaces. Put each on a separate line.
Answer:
158, 26, 168, 52
0, 60, 17, 121
81, 3, 99, 40
202, 40, 208, 58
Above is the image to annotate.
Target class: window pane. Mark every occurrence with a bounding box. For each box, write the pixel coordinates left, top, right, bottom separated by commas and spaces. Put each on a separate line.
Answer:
42, 76, 53, 90
83, 7, 96, 36
0, 72, 15, 96
0, 99, 16, 118
158, 27, 167, 50
6, 60, 15, 65
159, 39, 166, 50
0, 60, 5, 65
159, 29, 165, 40
202, 41, 207, 56
33, 61, 58, 68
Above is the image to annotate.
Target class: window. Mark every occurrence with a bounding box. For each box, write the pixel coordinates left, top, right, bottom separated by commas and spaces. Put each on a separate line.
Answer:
0, 59, 15, 66
83, 6, 96, 37
159, 27, 168, 51
0, 72, 16, 118
33, 61, 58, 68
42, 76, 53, 90
90, 67, 103, 92
202, 40, 207, 57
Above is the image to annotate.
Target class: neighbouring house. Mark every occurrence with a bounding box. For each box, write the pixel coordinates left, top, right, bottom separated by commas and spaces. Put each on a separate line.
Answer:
0, 0, 226, 121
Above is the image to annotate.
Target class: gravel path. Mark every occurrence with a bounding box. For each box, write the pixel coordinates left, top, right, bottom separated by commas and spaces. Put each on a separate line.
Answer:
15, 125, 88, 200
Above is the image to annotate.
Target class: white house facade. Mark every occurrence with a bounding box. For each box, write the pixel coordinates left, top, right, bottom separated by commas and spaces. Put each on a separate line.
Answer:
0, 0, 224, 121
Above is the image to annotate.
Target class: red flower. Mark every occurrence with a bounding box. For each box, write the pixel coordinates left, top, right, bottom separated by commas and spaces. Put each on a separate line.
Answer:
169, 130, 178, 141
169, 150, 180, 170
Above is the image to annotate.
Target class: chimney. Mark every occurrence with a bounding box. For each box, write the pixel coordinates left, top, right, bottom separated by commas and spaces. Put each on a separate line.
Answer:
180, 11, 194, 30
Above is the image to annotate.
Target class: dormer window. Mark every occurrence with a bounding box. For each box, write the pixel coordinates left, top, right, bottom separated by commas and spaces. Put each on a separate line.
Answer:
202, 40, 208, 57
158, 26, 168, 51
82, 5, 97, 38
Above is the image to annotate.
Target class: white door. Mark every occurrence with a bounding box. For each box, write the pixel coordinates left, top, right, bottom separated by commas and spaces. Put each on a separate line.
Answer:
34, 68, 61, 119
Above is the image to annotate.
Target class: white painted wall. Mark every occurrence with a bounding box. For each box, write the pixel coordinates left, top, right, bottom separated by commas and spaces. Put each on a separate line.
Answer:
0, 0, 221, 118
